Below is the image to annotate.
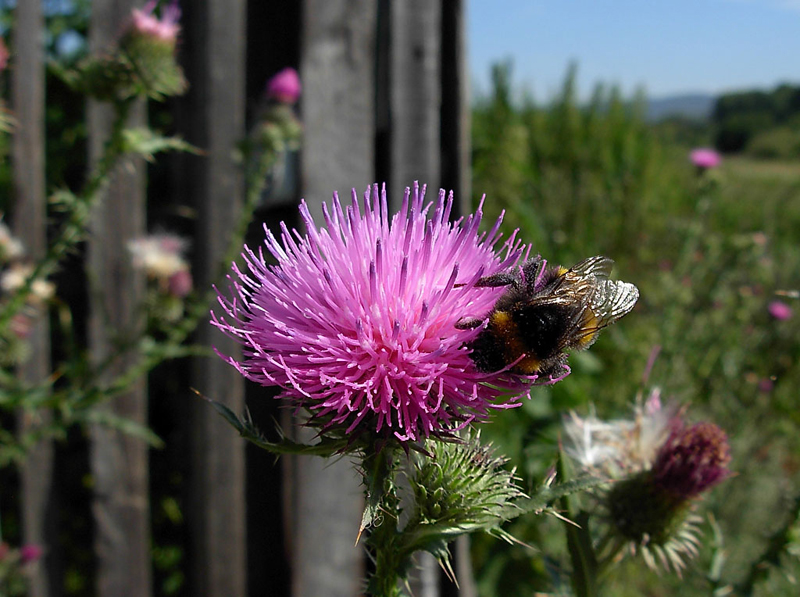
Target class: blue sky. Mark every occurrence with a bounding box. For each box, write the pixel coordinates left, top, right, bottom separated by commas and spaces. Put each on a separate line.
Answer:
469, 0, 800, 100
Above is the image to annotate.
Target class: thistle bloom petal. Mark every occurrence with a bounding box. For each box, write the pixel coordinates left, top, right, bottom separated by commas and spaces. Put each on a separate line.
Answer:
213, 183, 535, 442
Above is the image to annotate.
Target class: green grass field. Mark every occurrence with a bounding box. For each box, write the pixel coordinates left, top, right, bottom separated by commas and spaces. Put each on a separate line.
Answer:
470, 66, 800, 596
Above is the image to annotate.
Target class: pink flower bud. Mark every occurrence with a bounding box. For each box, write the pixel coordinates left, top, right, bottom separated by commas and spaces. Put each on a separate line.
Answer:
689, 148, 721, 170
168, 269, 193, 298
0, 38, 9, 73
20, 544, 43, 564
768, 300, 793, 320
265, 68, 301, 104
130, 0, 181, 44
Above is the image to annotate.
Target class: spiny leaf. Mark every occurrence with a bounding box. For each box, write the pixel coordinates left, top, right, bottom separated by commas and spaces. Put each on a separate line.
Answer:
196, 390, 350, 456
520, 474, 609, 515
121, 128, 201, 162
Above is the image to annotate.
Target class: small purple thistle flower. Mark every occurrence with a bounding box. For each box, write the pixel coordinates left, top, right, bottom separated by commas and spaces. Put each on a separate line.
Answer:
213, 183, 536, 443
265, 68, 302, 104
651, 421, 731, 499
0, 37, 9, 73
131, 0, 181, 43
689, 147, 722, 170
19, 544, 43, 564
768, 300, 793, 321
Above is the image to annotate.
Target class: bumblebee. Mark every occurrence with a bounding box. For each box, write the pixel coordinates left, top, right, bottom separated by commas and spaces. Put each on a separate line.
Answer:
457, 256, 639, 378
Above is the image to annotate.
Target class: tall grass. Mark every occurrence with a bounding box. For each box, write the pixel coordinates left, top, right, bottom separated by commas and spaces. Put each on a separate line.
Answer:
471, 63, 800, 596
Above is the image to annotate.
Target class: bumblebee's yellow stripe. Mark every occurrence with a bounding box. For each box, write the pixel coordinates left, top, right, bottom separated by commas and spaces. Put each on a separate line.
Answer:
490, 311, 541, 374
575, 310, 601, 348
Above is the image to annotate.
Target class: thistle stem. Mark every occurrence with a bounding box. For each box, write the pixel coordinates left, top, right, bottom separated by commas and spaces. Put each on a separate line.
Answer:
362, 445, 407, 597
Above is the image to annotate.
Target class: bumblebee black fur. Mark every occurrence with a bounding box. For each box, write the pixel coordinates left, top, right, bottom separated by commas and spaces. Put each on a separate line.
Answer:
457, 256, 639, 378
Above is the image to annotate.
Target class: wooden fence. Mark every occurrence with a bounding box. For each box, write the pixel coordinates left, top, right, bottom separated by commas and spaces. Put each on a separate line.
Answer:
6, 0, 471, 595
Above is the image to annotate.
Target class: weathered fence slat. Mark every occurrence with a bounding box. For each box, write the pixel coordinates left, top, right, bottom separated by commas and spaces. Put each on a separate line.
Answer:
180, 1, 248, 595
11, 1, 58, 595
389, 0, 442, 208
87, 1, 150, 595
441, 0, 471, 218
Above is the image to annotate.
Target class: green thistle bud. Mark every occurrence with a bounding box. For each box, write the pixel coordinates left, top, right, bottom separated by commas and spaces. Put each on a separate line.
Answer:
404, 432, 525, 544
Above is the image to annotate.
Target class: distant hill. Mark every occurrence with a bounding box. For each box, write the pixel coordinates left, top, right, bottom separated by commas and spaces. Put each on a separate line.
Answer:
646, 94, 715, 122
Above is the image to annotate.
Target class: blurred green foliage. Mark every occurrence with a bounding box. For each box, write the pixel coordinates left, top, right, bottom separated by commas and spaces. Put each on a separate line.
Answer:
471, 63, 800, 596
713, 83, 800, 152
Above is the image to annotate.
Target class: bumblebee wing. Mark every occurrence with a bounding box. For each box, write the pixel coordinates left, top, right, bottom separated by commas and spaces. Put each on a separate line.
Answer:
566, 280, 640, 350
569, 256, 614, 279
593, 280, 640, 322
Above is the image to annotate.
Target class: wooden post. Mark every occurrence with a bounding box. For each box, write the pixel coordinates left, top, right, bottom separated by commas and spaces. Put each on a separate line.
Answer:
179, 1, 248, 595
389, 0, 442, 208
86, 1, 150, 595
11, 1, 60, 595
441, 0, 471, 217
287, 2, 377, 595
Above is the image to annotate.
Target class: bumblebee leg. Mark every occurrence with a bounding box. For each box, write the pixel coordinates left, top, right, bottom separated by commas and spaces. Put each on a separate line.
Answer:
455, 317, 485, 330
521, 257, 545, 291
473, 271, 519, 288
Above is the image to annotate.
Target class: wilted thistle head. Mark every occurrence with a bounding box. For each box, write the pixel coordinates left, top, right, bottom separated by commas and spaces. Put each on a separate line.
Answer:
563, 390, 675, 478
0, 217, 25, 263
128, 233, 192, 297
564, 392, 732, 575
213, 183, 539, 443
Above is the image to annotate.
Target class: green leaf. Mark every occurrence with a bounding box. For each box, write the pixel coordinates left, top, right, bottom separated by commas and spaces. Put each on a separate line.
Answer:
520, 474, 609, 515
121, 128, 201, 162
198, 391, 350, 456
81, 409, 165, 448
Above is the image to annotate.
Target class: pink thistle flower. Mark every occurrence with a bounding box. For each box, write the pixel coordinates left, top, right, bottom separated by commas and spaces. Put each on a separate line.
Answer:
651, 421, 731, 499
213, 183, 536, 443
758, 377, 774, 393
19, 544, 42, 564
768, 300, 793, 320
168, 269, 193, 298
265, 68, 302, 104
689, 147, 721, 170
130, 0, 181, 44
0, 37, 9, 72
